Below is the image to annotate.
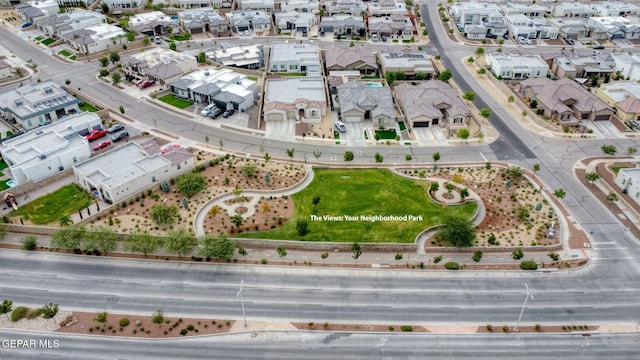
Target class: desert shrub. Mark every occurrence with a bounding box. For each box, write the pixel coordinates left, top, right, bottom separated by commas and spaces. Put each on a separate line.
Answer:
26, 308, 43, 319
444, 262, 460, 270
119, 318, 130, 327
401, 325, 413, 332
261, 258, 267, 264
11, 306, 28, 322
472, 250, 483, 262
187, 324, 195, 331
0, 299, 12, 314
180, 329, 188, 336
41, 303, 58, 319
520, 260, 538, 270
94, 311, 108, 323
486, 324, 493, 332
433, 255, 443, 264
21, 235, 38, 250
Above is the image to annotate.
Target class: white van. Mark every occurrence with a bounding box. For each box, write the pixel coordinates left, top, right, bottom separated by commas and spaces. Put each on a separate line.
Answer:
154, 36, 161, 44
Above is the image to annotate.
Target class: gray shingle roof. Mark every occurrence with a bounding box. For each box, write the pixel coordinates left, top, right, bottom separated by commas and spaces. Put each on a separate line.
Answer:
337, 81, 395, 118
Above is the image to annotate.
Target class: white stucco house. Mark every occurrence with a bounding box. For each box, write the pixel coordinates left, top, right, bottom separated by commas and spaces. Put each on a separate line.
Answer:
0, 112, 100, 185
263, 77, 327, 123
616, 167, 640, 206
486, 53, 549, 80
74, 139, 194, 204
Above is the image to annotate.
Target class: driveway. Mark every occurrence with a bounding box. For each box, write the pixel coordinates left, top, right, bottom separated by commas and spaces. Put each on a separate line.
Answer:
265, 119, 295, 141
589, 120, 626, 139
343, 121, 370, 146
412, 127, 448, 146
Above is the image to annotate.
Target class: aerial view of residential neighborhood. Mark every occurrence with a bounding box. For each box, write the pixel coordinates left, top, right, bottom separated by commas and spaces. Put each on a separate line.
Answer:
0, 0, 640, 357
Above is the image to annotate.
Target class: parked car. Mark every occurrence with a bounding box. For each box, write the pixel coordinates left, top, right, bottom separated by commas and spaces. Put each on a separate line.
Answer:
380, 35, 387, 42
201, 104, 218, 116
107, 124, 125, 133
629, 120, 640, 130
21, 22, 32, 28
207, 108, 222, 119
93, 140, 111, 151
222, 109, 235, 118
112, 131, 129, 142
154, 36, 161, 44
593, 45, 605, 50
137, 80, 155, 89
486, 33, 497, 39
335, 121, 347, 132
371, 34, 379, 42
517, 36, 527, 44
85, 129, 107, 141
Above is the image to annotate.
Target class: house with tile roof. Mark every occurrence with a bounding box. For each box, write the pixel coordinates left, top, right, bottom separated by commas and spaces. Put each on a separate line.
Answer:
320, 14, 365, 36
227, 10, 271, 33
520, 78, 614, 125
129, 11, 177, 37
377, 50, 435, 79
123, 48, 198, 85
335, 81, 396, 127
551, 54, 614, 82
35, 9, 105, 38
59, 23, 126, 55
323, 46, 377, 75
178, 7, 230, 36
596, 81, 640, 121
263, 77, 327, 123
394, 81, 470, 131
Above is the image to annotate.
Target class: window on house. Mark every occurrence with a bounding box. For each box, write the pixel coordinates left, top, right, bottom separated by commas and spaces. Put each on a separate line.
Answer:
152, 176, 156, 182
453, 117, 463, 124
311, 110, 316, 117
560, 113, 570, 120
378, 118, 385, 124
290, 64, 298, 70
73, 157, 77, 163
280, 64, 285, 69
177, 164, 181, 169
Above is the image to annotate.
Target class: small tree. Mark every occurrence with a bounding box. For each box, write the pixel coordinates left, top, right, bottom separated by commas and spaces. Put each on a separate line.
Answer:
472, 250, 483, 262
296, 220, 310, 239
276, 246, 287, 259
436, 214, 476, 247
585, 171, 600, 185
126, 230, 162, 256
504, 166, 523, 183
198, 232, 235, 260
352, 242, 363, 263
460, 188, 469, 201
475, 47, 485, 55
164, 228, 194, 257
169, 42, 177, 51
479, 108, 491, 118
177, 172, 206, 197
554, 189, 566, 198
109, 51, 120, 64
51, 225, 86, 250
374, 152, 384, 163
533, 163, 540, 173
320, 252, 329, 263
512, 248, 524, 260
395, 253, 403, 264
242, 163, 257, 178
94, 312, 108, 323
344, 151, 354, 161
432, 152, 441, 163
99, 57, 109, 67
111, 72, 121, 85
0, 299, 12, 314
601, 144, 617, 156
230, 215, 243, 227
41, 303, 59, 319
438, 69, 453, 82
430, 181, 439, 193
150, 204, 179, 226
456, 129, 470, 139
463, 91, 475, 101
606, 191, 619, 201
627, 146, 637, 155
264, 153, 271, 162
286, 148, 295, 159
21, 235, 38, 251
88, 226, 118, 254
197, 51, 206, 63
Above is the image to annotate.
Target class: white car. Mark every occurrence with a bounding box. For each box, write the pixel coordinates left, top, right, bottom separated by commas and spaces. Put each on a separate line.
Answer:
371, 34, 379, 42
335, 121, 347, 132
200, 104, 217, 116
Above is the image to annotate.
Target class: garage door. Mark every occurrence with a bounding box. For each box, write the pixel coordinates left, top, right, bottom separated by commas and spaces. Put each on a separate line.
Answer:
266, 113, 283, 121
344, 116, 361, 123
413, 121, 430, 127
594, 114, 610, 121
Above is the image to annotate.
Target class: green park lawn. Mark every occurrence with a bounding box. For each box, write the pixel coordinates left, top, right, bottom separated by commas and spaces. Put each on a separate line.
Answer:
11, 184, 93, 225
79, 102, 99, 112
58, 50, 72, 57
41, 38, 54, 46
237, 169, 477, 243
158, 94, 193, 109
375, 129, 398, 139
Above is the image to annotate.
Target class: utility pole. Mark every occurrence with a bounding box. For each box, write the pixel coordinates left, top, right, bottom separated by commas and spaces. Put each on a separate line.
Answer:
237, 279, 247, 327
514, 283, 534, 332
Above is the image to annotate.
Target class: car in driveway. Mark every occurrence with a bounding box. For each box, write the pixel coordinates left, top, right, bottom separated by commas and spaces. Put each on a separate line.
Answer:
371, 34, 379, 42
21, 22, 32, 28
93, 140, 111, 151
222, 109, 235, 118
85, 129, 107, 141
137, 80, 155, 89
593, 45, 605, 50
207, 108, 222, 119
201, 104, 218, 116
112, 131, 129, 142
335, 121, 347, 132
107, 124, 125, 133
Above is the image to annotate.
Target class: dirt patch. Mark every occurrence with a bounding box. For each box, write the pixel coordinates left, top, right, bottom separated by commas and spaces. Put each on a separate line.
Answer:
292, 322, 428, 333
56, 311, 234, 338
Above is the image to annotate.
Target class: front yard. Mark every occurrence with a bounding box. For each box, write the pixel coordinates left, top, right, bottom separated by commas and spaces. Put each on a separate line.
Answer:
11, 184, 93, 225
158, 94, 193, 109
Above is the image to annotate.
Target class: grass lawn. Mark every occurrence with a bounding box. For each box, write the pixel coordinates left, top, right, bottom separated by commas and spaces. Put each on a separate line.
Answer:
70, 55, 77, 61
0, 161, 8, 170
247, 76, 258, 81
34, 36, 43, 41
118, 18, 129, 28
398, 121, 407, 131
612, 166, 630, 173
41, 38, 54, 46
158, 94, 193, 109
58, 50, 72, 57
11, 183, 93, 225
237, 169, 477, 242
79, 102, 99, 112
0, 180, 10, 191
375, 129, 398, 139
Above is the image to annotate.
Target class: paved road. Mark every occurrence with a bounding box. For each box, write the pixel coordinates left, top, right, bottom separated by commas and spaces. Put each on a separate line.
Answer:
0, 329, 637, 360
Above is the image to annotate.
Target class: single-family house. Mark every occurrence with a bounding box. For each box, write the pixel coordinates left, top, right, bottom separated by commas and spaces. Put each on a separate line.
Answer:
274, 11, 316, 35
129, 11, 177, 37
169, 68, 257, 111
551, 55, 614, 81
596, 81, 640, 121
552, 2, 598, 19
155, 0, 223, 9
547, 18, 594, 40
377, 50, 435, 79
207, 43, 264, 69
178, 8, 230, 36
60, 23, 126, 55
615, 168, 640, 207
504, 14, 558, 39
323, 46, 377, 75
279, 0, 318, 13
320, 14, 365, 36
449, 2, 503, 33
367, 14, 413, 37
263, 77, 327, 123
123, 48, 198, 85
227, 10, 271, 34
102, 0, 142, 10
269, 41, 322, 76
0, 81, 79, 130
609, 53, 640, 81
335, 81, 396, 127
325, 0, 364, 16
15, 0, 58, 23
367, 0, 407, 17
592, 2, 639, 17
486, 53, 549, 80
35, 9, 105, 38
74, 140, 194, 204
394, 81, 470, 131
237, 0, 274, 12
520, 77, 614, 125
500, 3, 547, 18
0, 111, 98, 185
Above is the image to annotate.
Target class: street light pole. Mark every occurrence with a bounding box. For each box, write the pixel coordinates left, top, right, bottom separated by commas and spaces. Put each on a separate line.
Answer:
514, 283, 534, 332
237, 279, 247, 327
